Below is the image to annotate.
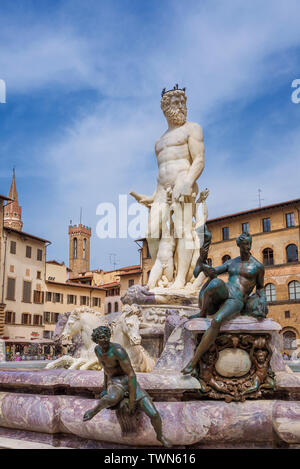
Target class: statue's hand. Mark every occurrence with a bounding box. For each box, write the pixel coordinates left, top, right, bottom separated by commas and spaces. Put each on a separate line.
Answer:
202, 265, 217, 279
173, 182, 193, 202
83, 410, 95, 422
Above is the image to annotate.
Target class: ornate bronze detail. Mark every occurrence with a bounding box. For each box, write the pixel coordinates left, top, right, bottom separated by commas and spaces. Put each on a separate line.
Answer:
194, 333, 275, 402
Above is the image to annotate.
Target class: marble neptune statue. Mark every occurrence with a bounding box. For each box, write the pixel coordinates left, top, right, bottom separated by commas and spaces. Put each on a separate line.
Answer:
130, 85, 205, 291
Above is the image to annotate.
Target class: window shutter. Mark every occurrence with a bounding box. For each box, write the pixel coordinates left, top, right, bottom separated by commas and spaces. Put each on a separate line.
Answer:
23, 281, 31, 303
6, 278, 15, 300
13, 312, 16, 324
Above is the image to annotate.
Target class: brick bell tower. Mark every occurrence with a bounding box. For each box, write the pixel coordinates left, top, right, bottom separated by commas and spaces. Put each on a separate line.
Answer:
68, 224, 91, 278
4, 169, 23, 231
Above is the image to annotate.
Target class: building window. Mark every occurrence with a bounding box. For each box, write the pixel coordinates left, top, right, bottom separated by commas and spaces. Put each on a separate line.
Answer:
73, 238, 77, 259
21, 313, 31, 325
67, 294, 77, 304
33, 290, 43, 304
37, 271, 41, 279
53, 293, 63, 303
80, 296, 89, 306
242, 222, 249, 233
37, 249, 43, 261
285, 311, 290, 319
114, 302, 119, 312
6, 277, 16, 301
265, 283, 276, 302
222, 255, 231, 264
33, 315, 42, 326
288, 280, 300, 300
44, 312, 51, 324
222, 227, 229, 240
128, 279, 134, 287
54, 313, 60, 323
262, 218, 271, 232
283, 331, 297, 350
262, 248, 274, 266
43, 330, 52, 339
92, 297, 100, 307
207, 258, 212, 266
46, 292, 52, 302
286, 244, 298, 263
5, 311, 15, 324
22, 281, 32, 303
83, 239, 86, 260
26, 246, 32, 258
286, 212, 295, 228
10, 241, 16, 255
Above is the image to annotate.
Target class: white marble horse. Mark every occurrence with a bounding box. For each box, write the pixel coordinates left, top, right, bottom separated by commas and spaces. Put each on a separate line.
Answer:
46, 305, 155, 372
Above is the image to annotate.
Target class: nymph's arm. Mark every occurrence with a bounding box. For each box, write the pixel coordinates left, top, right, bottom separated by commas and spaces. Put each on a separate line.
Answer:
256, 267, 266, 297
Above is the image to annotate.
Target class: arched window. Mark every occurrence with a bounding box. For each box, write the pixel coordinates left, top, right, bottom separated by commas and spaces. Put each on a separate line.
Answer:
83, 239, 86, 260
147, 270, 151, 281
107, 302, 112, 314
222, 255, 231, 264
114, 302, 119, 312
262, 248, 274, 266
265, 283, 276, 302
286, 244, 298, 263
283, 330, 297, 350
288, 280, 300, 300
73, 238, 77, 259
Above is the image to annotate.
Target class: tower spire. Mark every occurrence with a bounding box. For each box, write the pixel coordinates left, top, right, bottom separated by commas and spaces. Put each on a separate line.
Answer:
4, 169, 23, 231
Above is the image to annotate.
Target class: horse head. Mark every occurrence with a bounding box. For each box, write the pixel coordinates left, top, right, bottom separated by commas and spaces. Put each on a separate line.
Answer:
119, 304, 142, 346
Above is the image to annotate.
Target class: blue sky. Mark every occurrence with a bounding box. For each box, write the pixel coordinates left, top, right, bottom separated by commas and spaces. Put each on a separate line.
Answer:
1, 0, 300, 270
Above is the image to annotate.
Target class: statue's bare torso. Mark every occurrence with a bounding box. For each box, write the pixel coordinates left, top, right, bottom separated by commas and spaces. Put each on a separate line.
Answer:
155, 122, 202, 195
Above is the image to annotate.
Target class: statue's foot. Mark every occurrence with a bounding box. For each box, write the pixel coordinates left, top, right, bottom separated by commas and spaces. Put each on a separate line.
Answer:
181, 361, 195, 375
158, 435, 172, 448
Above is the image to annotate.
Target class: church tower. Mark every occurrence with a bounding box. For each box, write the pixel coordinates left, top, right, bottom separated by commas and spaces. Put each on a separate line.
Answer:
4, 169, 23, 231
68, 224, 91, 278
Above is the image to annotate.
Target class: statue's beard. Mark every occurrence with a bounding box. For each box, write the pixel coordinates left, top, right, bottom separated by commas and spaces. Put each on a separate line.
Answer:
164, 106, 187, 126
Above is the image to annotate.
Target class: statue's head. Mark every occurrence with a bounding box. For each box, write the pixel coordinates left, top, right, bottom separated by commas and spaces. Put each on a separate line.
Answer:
236, 232, 252, 252
91, 325, 111, 345
161, 85, 187, 126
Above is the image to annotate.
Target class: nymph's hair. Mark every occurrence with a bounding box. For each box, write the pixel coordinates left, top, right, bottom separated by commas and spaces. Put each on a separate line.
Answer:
91, 326, 111, 343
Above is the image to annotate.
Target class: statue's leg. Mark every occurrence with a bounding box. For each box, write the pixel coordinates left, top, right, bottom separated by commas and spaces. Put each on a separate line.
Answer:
138, 397, 172, 448
146, 201, 164, 263
171, 201, 194, 289
147, 258, 163, 289
182, 297, 243, 374
83, 385, 123, 421
190, 277, 228, 319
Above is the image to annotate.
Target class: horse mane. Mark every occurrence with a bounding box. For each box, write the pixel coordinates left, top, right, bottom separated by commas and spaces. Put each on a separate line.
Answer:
69, 306, 103, 319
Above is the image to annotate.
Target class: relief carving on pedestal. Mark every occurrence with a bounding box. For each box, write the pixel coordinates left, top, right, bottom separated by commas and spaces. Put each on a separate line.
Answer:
195, 333, 276, 402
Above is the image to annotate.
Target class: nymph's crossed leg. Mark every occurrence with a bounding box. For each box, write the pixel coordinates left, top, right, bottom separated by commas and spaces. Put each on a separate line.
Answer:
182, 279, 244, 374
83, 385, 123, 421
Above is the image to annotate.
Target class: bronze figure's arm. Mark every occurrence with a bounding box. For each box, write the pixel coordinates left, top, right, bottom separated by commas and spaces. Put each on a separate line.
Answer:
117, 347, 137, 413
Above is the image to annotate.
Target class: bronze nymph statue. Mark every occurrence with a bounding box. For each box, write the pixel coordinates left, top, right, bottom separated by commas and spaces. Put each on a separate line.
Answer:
182, 231, 268, 376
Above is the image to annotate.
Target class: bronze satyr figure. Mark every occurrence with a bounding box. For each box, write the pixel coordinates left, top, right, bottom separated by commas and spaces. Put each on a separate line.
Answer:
83, 326, 171, 448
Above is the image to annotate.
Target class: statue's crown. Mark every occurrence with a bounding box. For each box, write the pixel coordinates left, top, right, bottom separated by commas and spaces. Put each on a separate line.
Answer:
161, 84, 186, 98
